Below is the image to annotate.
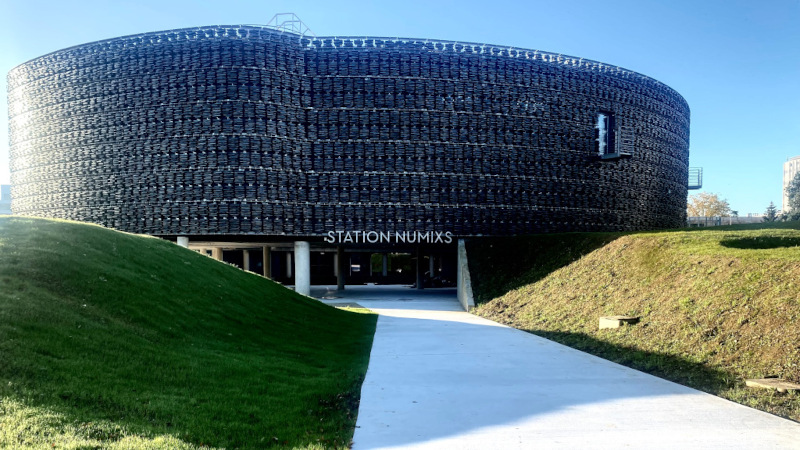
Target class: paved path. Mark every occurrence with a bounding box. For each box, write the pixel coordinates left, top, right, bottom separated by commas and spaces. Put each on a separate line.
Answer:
316, 285, 800, 449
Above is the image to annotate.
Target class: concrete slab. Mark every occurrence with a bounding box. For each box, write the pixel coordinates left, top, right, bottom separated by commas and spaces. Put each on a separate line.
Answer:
746, 378, 800, 393
321, 285, 800, 449
599, 315, 640, 329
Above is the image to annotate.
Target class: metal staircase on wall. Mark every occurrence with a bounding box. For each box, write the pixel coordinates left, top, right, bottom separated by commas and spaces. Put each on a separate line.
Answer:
688, 167, 703, 190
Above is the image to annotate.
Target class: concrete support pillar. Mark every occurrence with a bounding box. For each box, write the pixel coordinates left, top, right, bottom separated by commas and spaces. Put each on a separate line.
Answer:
294, 241, 310, 296
416, 246, 424, 290
243, 249, 250, 272
286, 252, 293, 278
336, 246, 346, 291
429, 254, 435, 278
333, 253, 339, 277
457, 239, 475, 311
262, 246, 271, 278
382, 253, 388, 276
211, 247, 223, 261
177, 236, 189, 248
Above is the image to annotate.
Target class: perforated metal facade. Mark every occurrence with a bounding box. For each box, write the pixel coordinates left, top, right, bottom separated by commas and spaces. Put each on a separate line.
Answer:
8, 25, 690, 236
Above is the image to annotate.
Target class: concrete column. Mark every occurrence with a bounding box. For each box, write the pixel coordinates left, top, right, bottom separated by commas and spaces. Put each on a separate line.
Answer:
177, 236, 189, 248
457, 239, 475, 311
382, 253, 388, 276
243, 249, 250, 272
262, 246, 271, 278
336, 246, 346, 290
456, 243, 463, 297
211, 247, 223, 261
294, 241, 310, 296
333, 253, 339, 277
286, 252, 293, 278
416, 246, 424, 290
429, 254, 435, 278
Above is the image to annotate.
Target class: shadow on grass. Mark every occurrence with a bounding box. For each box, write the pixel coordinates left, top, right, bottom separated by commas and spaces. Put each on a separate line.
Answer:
529, 329, 733, 394
467, 221, 800, 306
466, 233, 621, 304
720, 237, 800, 249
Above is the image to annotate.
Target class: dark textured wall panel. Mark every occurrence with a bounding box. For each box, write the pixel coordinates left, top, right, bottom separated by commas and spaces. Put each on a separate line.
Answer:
8, 25, 690, 236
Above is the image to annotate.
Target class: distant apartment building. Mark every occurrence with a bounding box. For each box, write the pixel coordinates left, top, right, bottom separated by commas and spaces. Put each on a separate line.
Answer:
783, 156, 800, 212
0, 185, 11, 215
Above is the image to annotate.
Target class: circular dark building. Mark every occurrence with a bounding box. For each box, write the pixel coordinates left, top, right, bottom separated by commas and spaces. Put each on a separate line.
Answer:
8, 24, 690, 237
7, 25, 690, 295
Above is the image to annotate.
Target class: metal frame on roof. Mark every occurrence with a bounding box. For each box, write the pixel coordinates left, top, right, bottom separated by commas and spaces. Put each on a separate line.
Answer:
265, 13, 316, 38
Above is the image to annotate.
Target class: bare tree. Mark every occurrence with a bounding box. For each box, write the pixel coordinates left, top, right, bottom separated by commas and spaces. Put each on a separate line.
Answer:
687, 192, 732, 218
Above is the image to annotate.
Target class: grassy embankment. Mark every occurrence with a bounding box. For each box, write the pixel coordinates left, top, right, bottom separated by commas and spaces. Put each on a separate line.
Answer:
469, 222, 800, 421
0, 216, 377, 449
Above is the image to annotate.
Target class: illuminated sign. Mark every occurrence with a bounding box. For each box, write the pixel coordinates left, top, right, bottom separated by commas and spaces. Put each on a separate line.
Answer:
324, 231, 453, 244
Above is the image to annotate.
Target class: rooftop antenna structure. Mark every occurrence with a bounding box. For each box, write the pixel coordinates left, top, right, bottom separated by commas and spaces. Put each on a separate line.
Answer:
265, 13, 316, 37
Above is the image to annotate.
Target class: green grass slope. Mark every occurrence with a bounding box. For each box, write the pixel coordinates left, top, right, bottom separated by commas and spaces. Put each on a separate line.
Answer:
470, 223, 800, 421
0, 217, 377, 449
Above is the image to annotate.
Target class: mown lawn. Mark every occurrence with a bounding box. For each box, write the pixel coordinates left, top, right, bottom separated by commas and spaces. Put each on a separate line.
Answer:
0, 216, 377, 449
470, 222, 800, 422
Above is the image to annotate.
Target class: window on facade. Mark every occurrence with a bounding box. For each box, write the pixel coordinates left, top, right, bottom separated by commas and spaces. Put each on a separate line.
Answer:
595, 111, 632, 160
595, 111, 615, 157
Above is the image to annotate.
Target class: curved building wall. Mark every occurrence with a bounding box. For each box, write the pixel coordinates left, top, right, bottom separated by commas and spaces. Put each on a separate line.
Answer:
8, 25, 690, 236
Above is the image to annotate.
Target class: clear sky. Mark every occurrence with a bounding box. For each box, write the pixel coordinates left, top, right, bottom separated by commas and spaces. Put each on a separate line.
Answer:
1, 0, 798, 215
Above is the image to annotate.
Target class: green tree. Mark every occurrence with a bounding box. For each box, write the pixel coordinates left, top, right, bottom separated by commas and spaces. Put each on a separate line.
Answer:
687, 192, 732, 217
763, 202, 778, 222
785, 172, 800, 218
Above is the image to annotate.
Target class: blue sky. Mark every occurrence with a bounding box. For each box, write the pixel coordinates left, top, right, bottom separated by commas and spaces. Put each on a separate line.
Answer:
1, 0, 798, 215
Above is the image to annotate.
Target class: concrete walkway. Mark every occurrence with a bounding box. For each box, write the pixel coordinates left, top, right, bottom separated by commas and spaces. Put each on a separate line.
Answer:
316, 285, 800, 449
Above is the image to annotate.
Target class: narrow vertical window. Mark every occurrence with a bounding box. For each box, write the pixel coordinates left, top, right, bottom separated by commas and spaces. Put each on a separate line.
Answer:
595, 111, 615, 157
